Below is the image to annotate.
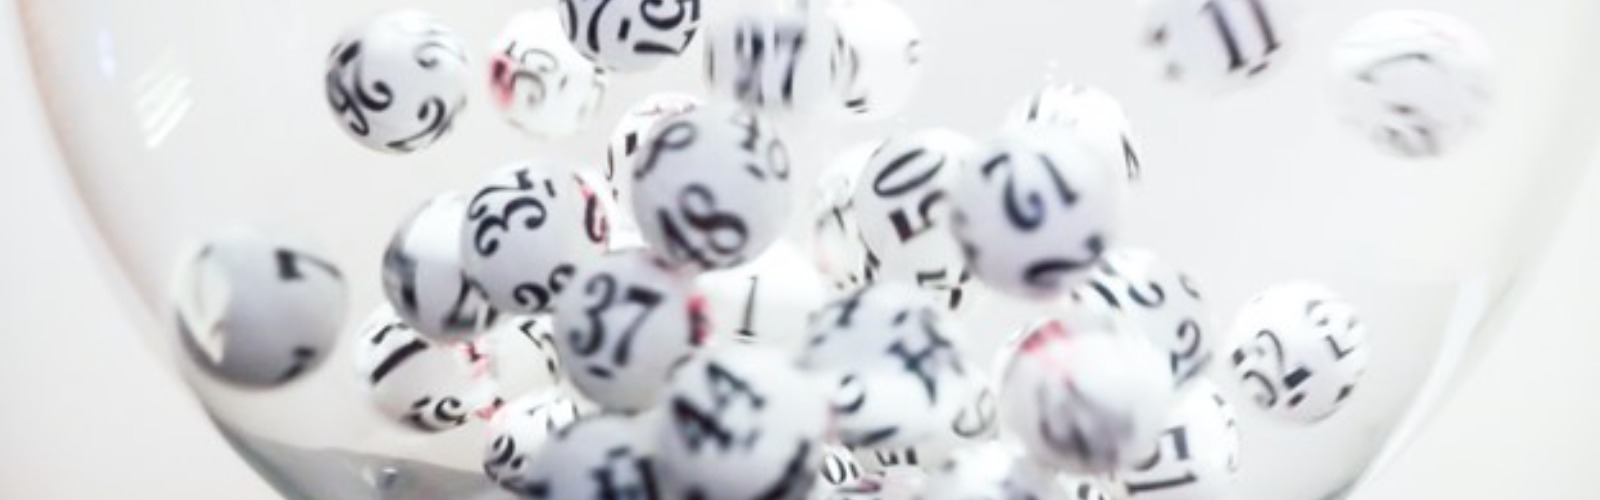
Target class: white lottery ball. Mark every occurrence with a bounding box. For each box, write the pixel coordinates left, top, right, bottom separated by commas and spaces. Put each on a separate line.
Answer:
478, 315, 565, 402
919, 442, 1062, 500
853, 129, 975, 308
353, 306, 494, 432
461, 161, 610, 315
325, 10, 468, 153
951, 126, 1123, 300
705, 11, 837, 114
829, 0, 922, 120
803, 283, 972, 448
489, 8, 608, 139
1117, 380, 1240, 500
998, 311, 1175, 473
1226, 281, 1368, 423
632, 105, 794, 271
517, 413, 663, 498
1142, 0, 1299, 91
560, 0, 702, 72
811, 142, 876, 291
696, 240, 828, 355
552, 250, 706, 412
482, 389, 585, 495
171, 227, 346, 387
1072, 249, 1215, 386
1330, 11, 1493, 158
607, 93, 703, 210
1004, 83, 1142, 184
382, 193, 497, 343
656, 344, 830, 500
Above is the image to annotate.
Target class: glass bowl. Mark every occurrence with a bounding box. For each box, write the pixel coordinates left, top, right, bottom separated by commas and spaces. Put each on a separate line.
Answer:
19, 0, 1600, 498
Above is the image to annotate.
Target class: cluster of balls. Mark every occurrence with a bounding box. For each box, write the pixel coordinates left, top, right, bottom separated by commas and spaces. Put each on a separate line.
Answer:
168, 1, 1492, 499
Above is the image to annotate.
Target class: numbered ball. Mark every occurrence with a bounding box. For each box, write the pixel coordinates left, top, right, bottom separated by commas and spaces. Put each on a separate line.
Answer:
482, 389, 585, 495
1117, 380, 1239, 500
803, 283, 973, 448
696, 240, 828, 355
705, 11, 836, 114
607, 93, 702, 212
1142, 0, 1299, 91
478, 315, 564, 402
325, 10, 468, 153
1072, 249, 1216, 386
828, 0, 921, 120
513, 413, 662, 498
919, 442, 1062, 500
811, 142, 876, 291
552, 250, 705, 412
489, 8, 608, 138
461, 162, 610, 315
656, 344, 830, 500
1330, 11, 1493, 158
853, 129, 975, 308
1005, 83, 1142, 184
951, 126, 1123, 300
171, 227, 346, 386
383, 193, 496, 342
998, 312, 1175, 473
1226, 281, 1368, 423
353, 306, 494, 432
632, 105, 794, 271
560, 0, 702, 72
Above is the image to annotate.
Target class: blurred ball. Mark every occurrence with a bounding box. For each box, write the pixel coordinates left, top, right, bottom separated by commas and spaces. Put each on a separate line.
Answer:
460, 161, 608, 315
853, 129, 975, 310
1005, 83, 1142, 184
632, 105, 794, 271
848, 372, 998, 479
810, 141, 876, 292
353, 306, 494, 432
171, 227, 346, 387
489, 9, 608, 139
516, 413, 662, 498
1142, 0, 1299, 91
803, 283, 972, 448
1227, 281, 1368, 423
1117, 380, 1239, 500
607, 93, 703, 212
998, 311, 1175, 473
1072, 249, 1215, 386
656, 344, 830, 500
1330, 10, 1493, 158
705, 11, 836, 114
951, 126, 1122, 300
696, 240, 828, 354
325, 10, 468, 153
482, 389, 585, 495
382, 193, 496, 343
552, 250, 705, 412
560, 0, 702, 72
828, 0, 922, 120
919, 441, 1061, 500
478, 315, 564, 402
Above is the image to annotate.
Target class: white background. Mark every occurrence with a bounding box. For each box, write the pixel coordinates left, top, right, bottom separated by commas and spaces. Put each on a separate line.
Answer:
2, 0, 1600, 498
